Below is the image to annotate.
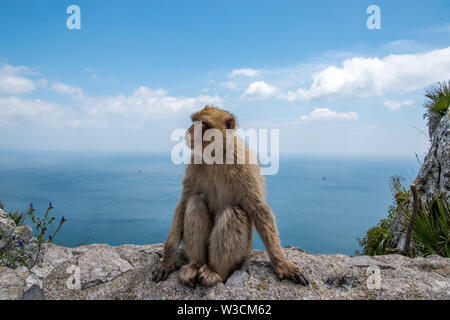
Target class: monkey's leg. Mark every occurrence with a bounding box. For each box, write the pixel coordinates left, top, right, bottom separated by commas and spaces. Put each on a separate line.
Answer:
178, 194, 212, 287
199, 207, 253, 286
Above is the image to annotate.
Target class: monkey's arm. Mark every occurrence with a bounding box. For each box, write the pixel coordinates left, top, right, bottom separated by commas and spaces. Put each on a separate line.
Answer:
240, 194, 309, 286
152, 195, 187, 282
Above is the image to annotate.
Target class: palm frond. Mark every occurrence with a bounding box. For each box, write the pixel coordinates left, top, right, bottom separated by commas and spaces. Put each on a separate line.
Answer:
411, 193, 450, 257
423, 80, 450, 119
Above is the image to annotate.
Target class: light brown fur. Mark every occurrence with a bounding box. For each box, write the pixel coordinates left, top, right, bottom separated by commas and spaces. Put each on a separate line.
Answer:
152, 106, 309, 287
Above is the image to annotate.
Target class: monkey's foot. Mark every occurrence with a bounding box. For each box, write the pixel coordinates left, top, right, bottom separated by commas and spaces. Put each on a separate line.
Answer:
274, 260, 310, 286
178, 264, 199, 288
152, 262, 176, 282
198, 264, 222, 287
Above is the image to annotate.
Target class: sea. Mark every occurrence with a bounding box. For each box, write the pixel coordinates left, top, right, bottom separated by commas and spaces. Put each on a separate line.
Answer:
0, 150, 420, 255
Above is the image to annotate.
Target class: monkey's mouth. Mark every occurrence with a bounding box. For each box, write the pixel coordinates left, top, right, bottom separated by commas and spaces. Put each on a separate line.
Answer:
185, 132, 207, 150
186, 139, 209, 151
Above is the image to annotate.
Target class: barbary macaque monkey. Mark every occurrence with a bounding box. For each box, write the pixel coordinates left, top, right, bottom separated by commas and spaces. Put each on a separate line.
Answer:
152, 106, 309, 287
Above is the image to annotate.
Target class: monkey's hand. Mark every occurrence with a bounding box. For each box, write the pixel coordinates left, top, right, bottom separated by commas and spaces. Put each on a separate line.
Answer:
152, 261, 177, 282
273, 260, 309, 286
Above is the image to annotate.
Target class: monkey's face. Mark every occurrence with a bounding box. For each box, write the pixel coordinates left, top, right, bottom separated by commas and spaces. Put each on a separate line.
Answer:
185, 121, 208, 150
186, 106, 237, 151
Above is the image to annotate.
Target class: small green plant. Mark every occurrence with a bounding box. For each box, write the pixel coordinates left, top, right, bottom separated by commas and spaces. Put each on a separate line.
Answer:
7, 210, 26, 226
0, 203, 67, 269
28, 203, 67, 265
1, 202, 27, 226
389, 176, 411, 216
423, 80, 450, 119
356, 225, 396, 256
402, 193, 450, 257
355, 176, 410, 256
0, 232, 28, 269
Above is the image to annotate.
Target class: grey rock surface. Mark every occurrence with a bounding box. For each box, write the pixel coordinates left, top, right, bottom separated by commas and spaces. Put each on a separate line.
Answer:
0, 209, 16, 247
0, 266, 29, 300
0, 241, 448, 300
428, 110, 444, 138
416, 109, 450, 202
25, 242, 73, 291
75, 244, 132, 289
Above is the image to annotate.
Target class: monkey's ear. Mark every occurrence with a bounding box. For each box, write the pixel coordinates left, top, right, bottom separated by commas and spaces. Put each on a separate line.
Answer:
225, 117, 236, 130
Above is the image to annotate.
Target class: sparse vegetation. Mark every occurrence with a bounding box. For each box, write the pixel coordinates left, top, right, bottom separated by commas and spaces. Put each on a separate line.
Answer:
0, 202, 67, 268
423, 80, 450, 119
28, 203, 67, 265
401, 193, 449, 257
0, 231, 28, 269
355, 176, 408, 256
355, 221, 396, 256
7, 210, 26, 226
357, 176, 450, 258
0, 201, 27, 226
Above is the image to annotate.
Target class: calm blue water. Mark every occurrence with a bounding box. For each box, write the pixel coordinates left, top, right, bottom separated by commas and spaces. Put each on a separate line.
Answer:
0, 150, 420, 255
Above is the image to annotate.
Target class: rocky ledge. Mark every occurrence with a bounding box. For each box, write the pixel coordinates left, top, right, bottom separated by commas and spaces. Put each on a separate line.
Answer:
1, 206, 449, 300
0, 240, 449, 300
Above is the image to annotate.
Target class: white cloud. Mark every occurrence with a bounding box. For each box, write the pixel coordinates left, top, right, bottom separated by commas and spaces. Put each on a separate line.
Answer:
0, 96, 71, 126
383, 99, 414, 111
241, 81, 278, 100
300, 108, 358, 121
229, 68, 260, 77
51, 82, 85, 100
280, 47, 450, 101
0, 64, 37, 94
0, 95, 108, 128
0, 79, 223, 127
87, 86, 222, 120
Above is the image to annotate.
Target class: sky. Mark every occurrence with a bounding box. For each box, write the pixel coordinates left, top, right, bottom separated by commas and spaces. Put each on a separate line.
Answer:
0, 0, 449, 156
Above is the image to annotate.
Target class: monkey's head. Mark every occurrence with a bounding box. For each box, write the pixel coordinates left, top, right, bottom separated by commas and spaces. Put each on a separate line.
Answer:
185, 105, 236, 150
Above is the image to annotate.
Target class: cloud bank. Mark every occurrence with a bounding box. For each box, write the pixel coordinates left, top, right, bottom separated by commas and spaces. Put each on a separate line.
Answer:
87, 86, 222, 120
0, 63, 223, 128
280, 47, 450, 101
0, 64, 39, 94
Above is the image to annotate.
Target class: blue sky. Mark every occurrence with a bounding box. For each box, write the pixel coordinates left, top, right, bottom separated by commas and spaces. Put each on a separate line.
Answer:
0, 0, 449, 155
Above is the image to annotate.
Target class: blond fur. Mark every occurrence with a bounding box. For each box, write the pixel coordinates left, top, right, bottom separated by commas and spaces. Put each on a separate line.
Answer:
152, 106, 309, 287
